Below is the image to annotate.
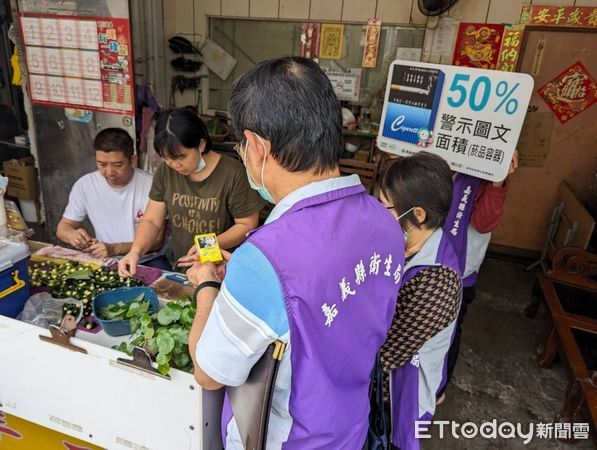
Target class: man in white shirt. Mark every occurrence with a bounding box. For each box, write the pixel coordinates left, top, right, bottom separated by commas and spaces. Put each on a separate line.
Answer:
56, 128, 163, 258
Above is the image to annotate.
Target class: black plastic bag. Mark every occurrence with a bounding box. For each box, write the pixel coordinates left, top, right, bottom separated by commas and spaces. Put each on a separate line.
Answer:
364, 353, 389, 450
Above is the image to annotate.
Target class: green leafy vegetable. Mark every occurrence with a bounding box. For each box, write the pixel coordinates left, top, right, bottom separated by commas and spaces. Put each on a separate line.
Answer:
157, 302, 182, 325
113, 296, 196, 376
66, 269, 93, 280
98, 294, 151, 321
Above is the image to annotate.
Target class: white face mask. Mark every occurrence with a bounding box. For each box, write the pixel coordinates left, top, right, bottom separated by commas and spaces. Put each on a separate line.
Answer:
397, 207, 415, 241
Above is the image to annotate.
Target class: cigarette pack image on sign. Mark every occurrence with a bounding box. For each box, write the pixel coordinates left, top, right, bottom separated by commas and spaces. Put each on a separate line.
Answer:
382, 64, 445, 147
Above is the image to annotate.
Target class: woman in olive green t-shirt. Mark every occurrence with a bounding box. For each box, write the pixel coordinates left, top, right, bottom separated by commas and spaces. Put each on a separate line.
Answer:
118, 108, 262, 275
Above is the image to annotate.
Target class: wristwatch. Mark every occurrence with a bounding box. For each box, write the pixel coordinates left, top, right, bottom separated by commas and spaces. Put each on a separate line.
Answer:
193, 280, 221, 299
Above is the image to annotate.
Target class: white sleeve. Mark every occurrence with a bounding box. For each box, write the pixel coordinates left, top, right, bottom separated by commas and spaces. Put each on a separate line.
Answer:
142, 172, 153, 210
62, 179, 87, 222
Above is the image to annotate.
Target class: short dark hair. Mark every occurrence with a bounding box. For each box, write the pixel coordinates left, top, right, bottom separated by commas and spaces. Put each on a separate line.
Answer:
93, 128, 134, 159
380, 152, 453, 230
154, 107, 212, 159
228, 56, 342, 174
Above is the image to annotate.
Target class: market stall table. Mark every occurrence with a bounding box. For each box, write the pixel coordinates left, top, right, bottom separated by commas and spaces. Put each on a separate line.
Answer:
0, 242, 224, 450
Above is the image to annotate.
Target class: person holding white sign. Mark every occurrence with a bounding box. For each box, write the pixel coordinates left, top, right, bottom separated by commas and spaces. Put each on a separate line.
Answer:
378, 152, 462, 450
439, 151, 519, 402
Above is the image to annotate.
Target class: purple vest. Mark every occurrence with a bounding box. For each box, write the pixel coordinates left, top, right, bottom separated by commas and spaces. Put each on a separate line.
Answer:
389, 229, 460, 450
247, 184, 405, 448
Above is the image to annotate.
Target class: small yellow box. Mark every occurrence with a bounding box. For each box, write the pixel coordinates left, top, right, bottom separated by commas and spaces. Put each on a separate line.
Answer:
194, 233, 223, 263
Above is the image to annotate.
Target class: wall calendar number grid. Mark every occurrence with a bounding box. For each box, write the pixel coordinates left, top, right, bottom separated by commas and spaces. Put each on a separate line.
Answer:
19, 13, 134, 115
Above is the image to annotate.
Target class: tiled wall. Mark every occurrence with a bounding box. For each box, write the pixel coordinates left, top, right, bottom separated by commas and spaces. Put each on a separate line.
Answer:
166, 0, 597, 37
163, 0, 597, 109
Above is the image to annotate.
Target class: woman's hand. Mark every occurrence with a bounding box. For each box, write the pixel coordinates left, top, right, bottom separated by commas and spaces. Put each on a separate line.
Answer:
493, 150, 519, 187
508, 150, 519, 176
118, 251, 140, 277
176, 244, 198, 268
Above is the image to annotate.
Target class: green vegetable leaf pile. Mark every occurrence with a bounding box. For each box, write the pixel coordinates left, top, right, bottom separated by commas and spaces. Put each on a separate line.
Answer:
115, 295, 196, 376
98, 294, 150, 321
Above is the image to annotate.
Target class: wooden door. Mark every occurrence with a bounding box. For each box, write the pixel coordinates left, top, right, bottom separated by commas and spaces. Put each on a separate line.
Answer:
492, 27, 597, 252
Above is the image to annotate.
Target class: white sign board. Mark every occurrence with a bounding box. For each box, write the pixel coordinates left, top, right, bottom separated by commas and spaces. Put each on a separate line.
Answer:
378, 60, 534, 182
326, 70, 361, 102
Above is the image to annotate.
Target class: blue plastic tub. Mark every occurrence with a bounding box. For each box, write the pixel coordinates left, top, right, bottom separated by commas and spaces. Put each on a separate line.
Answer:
0, 241, 30, 318
92, 286, 159, 336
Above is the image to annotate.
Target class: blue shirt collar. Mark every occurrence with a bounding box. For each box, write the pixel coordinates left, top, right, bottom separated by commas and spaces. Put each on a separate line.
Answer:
265, 174, 362, 224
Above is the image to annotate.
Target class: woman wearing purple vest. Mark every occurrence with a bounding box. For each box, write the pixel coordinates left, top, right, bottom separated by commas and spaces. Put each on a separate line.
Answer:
441, 151, 518, 400
378, 153, 462, 450
186, 57, 406, 449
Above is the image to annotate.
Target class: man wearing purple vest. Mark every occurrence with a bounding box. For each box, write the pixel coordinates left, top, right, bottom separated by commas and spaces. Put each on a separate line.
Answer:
186, 57, 406, 449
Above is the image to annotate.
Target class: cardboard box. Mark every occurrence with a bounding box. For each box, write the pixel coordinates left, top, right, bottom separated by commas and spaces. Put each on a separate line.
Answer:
3, 157, 36, 200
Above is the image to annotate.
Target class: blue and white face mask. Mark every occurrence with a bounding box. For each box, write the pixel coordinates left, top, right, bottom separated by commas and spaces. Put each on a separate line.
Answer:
192, 142, 207, 173
243, 136, 275, 204
193, 155, 206, 173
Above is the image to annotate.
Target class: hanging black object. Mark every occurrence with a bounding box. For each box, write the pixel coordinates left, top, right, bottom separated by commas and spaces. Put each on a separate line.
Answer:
170, 57, 203, 72
171, 75, 207, 94
0, 105, 19, 141
417, 0, 460, 16
364, 354, 389, 449
168, 36, 202, 55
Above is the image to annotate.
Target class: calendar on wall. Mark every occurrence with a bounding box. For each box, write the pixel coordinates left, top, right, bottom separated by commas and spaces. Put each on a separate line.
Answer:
19, 13, 134, 115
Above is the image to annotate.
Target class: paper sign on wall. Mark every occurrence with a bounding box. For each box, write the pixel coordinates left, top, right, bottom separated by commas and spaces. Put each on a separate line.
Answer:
300, 23, 321, 59
325, 69, 361, 102
378, 60, 534, 182
517, 112, 554, 167
452, 23, 504, 70
496, 25, 523, 72
20, 13, 134, 115
538, 61, 597, 124
422, 17, 458, 60
319, 24, 344, 60
519, 5, 597, 28
362, 19, 381, 68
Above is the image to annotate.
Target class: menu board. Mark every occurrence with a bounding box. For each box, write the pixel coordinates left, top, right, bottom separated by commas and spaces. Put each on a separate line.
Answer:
19, 13, 134, 115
